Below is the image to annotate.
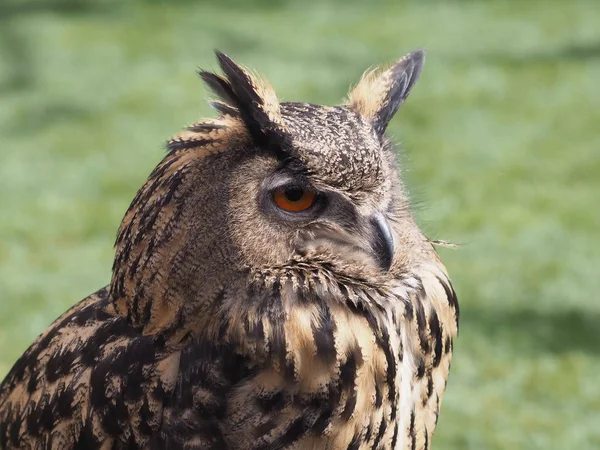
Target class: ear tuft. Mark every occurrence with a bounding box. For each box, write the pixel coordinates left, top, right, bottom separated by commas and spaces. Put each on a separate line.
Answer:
200, 51, 282, 143
347, 49, 425, 135
198, 71, 238, 107
208, 100, 239, 118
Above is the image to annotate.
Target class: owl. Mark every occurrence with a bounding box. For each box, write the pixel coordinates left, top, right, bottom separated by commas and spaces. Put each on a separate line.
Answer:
0, 50, 458, 449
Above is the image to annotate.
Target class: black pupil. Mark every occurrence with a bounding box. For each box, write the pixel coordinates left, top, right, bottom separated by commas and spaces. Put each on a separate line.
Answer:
284, 187, 305, 202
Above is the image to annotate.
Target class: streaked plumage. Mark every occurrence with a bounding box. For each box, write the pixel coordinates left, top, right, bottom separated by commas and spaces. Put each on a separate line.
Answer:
0, 50, 458, 449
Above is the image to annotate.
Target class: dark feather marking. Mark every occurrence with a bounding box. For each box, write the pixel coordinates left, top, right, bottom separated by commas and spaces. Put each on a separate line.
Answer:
25, 397, 47, 435
265, 415, 311, 450
167, 137, 216, 152
414, 291, 430, 354
0, 413, 7, 448
341, 387, 357, 421
339, 352, 359, 392
221, 351, 252, 385
374, 381, 383, 408
397, 333, 404, 363
437, 275, 460, 330
187, 122, 226, 133
312, 405, 335, 434
130, 288, 145, 325
416, 358, 426, 379
311, 300, 337, 364
425, 376, 434, 405
429, 310, 443, 368
409, 409, 416, 450
379, 325, 397, 405
210, 101, 239, 117
123, 362, 145, 401
26, 368, 38, 393
72, 422, 101, 450
391, 422, 399, 448
337, 281, 349, 300
89, 359, 113, 409
158, 177, 181, 209
364, 422, 373, 443
346, 433, 361, 450
372, 415, 387, 449
101, 394, 129, 437
127, 251, 143, 279
8, 409, 22, 447
362, 290, 387, 315
138, 398, 156, 434
45, 349, 79, 383
151, 378, 167, 405
444, 335, 452, 355
403, 296, 414, 322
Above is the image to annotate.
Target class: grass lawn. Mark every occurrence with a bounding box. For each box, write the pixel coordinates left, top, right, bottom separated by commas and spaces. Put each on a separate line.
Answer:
1, 0, 599, 448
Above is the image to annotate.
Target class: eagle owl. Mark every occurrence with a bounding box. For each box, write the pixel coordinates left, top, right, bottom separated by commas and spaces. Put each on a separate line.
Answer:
0, 50, 458, 449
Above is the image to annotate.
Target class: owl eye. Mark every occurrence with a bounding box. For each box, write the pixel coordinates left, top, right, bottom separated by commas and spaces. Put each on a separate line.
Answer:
273, 186, 316, 212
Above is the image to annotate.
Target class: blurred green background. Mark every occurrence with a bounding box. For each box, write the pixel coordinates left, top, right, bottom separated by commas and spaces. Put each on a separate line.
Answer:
1, 0, 599, 448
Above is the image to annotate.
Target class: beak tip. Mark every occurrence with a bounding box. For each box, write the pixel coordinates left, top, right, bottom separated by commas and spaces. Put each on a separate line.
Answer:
371, 214, 394, 272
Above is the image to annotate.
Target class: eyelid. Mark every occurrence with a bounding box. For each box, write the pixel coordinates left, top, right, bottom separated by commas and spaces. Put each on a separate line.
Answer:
267, 175, 313, 192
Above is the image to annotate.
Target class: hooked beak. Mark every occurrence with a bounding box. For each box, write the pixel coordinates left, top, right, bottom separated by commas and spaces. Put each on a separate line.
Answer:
370, 213, 394, 271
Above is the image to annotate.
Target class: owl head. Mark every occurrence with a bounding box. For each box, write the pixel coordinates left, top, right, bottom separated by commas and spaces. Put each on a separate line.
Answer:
111, 50, 427, 324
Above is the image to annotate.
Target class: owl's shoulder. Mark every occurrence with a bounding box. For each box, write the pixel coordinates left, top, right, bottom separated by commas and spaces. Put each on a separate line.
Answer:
0, 288, 183, 447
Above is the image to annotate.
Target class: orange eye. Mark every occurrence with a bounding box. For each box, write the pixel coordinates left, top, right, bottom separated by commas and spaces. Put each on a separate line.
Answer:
273, 186, 316, 212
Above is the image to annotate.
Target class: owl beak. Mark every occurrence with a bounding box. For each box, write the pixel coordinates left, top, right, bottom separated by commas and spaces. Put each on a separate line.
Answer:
370, 213, 394, 271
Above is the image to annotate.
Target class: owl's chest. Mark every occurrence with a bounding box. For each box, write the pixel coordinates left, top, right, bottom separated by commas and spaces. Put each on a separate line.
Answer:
219, 270, 457, 450
288, 308, 447, 450
303, 309, 424, 450
224, 301, 430, 449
